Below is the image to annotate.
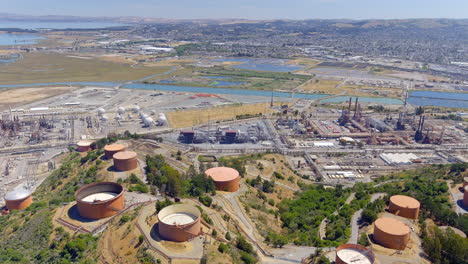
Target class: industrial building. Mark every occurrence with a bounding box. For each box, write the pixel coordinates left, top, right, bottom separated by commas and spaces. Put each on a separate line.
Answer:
388, 195, 420, 219
335, 244, 375, 264
157, 204, 201, 242
379, 153, 419, 165
113, 151, 138, 171
77, 141, 93, 152
205, 167, 240, 192
104, 143, 126, 159
373, 217, 410, 250
75, 182, 125, 220
2, 189, 33, 214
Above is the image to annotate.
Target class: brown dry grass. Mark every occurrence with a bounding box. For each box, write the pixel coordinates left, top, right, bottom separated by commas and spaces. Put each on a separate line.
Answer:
167, 103, 277, 128
0, 86, 74, 110
0, 52, 171, 85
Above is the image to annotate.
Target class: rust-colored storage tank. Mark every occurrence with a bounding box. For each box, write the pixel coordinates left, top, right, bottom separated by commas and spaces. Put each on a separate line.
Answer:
157, 204, 201, 242
336, 244, 376, 264
77, 141, 93, 152
373, 217, 410, 250
205, 167, 240, 192
104, 144, 126, 159
388, 195, 420, 219
464, 186, 468, 208
113, 151, 138, 171
4, 189, 33, 211
75, 182, 125, 220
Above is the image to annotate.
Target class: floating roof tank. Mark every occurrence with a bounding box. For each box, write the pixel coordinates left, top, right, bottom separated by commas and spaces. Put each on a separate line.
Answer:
75, 182, 124, 220
77, 141, 93, 152
113, 151, 138, 171
336, 244, 376, 264
157, 204, 201, 242
388, 195, 420, 219
4, 189, 33, 212
104, 144, 126, 159
205, 167, 240, 192
373, 217, 410, 250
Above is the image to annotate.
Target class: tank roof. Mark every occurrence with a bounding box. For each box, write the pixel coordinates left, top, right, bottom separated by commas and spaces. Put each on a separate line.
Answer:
104, 143, 126, 151
374, 217, 410, 235
390, 195, 420, 209
337, 248, 373, 264
81, 192, 118, 203
158, 204, 201, 226
5, 189, 31, 201
77, 141, 92, 146
113, 150, 137, 160
75, 182, 123, 204
205, 167, 240, 182
161, 213, 197, 225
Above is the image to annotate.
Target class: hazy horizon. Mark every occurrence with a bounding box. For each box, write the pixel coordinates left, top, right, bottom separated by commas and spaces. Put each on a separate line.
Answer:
0, 0, 467, 20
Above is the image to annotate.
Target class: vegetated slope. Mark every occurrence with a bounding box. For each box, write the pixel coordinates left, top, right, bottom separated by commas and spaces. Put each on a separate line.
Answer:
277, 163, 468, 249
0, 151, 107, 263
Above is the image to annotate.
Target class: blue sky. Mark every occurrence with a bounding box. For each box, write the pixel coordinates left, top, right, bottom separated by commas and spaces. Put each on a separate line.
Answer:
1, 0, 466, 19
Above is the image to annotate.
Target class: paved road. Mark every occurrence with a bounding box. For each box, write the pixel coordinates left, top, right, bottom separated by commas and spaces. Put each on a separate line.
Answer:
348, 193, 386, 244
447, 181, 468, 214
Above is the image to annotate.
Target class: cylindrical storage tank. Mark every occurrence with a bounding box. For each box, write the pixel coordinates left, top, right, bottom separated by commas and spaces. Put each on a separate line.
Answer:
77, 141, 93, 152
336, 244, 376, 264
113, 151, 138, 171
104, 144, 126, 159
133, 105, 140, 113
373, 218, 410, 250
4, 189, 33, 211
388, 195, 420, 219
464, 186, 468, 207
205, 167, 240, 192
75, 182, 124, 220
118, 106, 126, 115
463, 177, 468, 190
157, 204, 201, 242
97, 108, 106, 116
143, 117, 154, 127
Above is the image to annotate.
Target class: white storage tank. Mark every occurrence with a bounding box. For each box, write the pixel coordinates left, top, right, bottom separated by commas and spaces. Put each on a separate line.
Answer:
133, 105, 140, 113
118, 106, 126, 115
158, 113, 167, 125
97, 108, 106, 116
143, 117, 154, 126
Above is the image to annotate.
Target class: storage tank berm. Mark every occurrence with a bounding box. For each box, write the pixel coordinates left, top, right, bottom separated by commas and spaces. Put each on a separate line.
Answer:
205, 167, 240, 192
373, 218, 410, 250
113, 151, 138, 171
157, 204, 201, 242
75, 182, 125, 220
388, 195, 420, 219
